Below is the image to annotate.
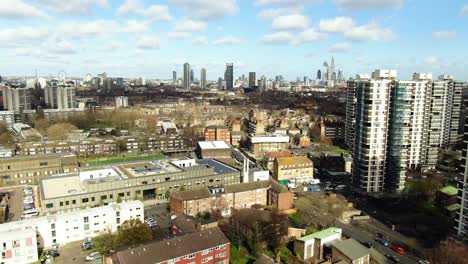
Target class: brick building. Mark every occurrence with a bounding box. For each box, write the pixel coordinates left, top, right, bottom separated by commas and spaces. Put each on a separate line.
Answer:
170, 180, 293, 217
265, 151, 293, 171
204, 126, 231, 145
105, 227, 230, 264
273, 156, 314, 184
197, 141, 231, 159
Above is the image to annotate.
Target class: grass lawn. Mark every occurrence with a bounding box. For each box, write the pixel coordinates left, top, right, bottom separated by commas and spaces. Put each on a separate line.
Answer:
79, 153, 166, 166
230, 246, 255, 264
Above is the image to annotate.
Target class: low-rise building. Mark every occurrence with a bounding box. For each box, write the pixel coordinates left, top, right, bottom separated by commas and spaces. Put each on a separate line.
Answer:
197, 141, 231, 159
265, 151, 292, 171
0, 153, 77, 186
331, 238, 371, 264
273, 156, 314, 184
12, 123, 42, 141
204, 126, 231, 145
248, 120, 265, 136
39, 159, 240, 214
230, 131, 243, 146
170, 180, 293, 217
248, 135, 290, 159
0, 228, 38, 264
294, 227, 342, 262
105, 226, 230, 264
0, 200, 143, 249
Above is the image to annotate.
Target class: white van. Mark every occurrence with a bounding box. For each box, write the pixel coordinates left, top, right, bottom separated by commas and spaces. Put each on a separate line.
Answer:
21, 209, 39, 219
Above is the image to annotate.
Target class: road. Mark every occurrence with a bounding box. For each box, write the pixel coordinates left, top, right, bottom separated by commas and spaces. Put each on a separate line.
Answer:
336, 222, 421, 264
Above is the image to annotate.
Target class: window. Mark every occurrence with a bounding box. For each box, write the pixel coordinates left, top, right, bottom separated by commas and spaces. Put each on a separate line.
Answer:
72, 200, 76, 205
184, 253, 196, 259
46, 203, 53, 208
82, 198, 89, 203
84, 216, 89, 223
119, 193, 124, 197
126, 192, 130, 196
52, 230, 56, 237
59, 201, 63, 207
84, 224, 89, 231
101, 195, 107, 200
39, 162, 48, 166
91, 197, 95, 202
116, 211, 120, 217
51, 223, 55, 229
109, 194, 113, 199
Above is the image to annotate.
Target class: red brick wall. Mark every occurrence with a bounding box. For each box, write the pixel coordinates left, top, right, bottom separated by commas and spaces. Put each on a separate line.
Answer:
161, 243, 230, 264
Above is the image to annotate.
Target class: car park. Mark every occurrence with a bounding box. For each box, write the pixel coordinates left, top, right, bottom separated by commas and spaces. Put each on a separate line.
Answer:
21, 209, 39, 219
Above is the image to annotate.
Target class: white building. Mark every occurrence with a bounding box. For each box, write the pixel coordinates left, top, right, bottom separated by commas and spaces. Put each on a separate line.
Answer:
0, 200, 144, 250
44, 85, 75, 110
0, 228, 38, 264
115, 96, 128, 108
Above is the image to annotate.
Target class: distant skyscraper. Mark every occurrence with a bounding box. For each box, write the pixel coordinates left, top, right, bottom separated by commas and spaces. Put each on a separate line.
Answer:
322, 62, 329, 81
115, 78, 124, 87
330, 57, 335, 81
225, 63, 234, 90
200, 68, 207, 89
172, 70, 177, 85
183, 63, 191, 90
457, 114, 468, 241
317, 70, 321, 80
248, 72, 256, 88
190, 69, 194, 82
2, 86, 32, 113
337, 70, 343, 82
45, 85, 75, 110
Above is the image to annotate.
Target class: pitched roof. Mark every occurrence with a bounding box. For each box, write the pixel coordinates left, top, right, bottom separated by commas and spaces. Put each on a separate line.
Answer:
172, 187, 212, 201
265, 151, 292, 160
114, 227, 229, 264
224, 180, 290, 194
332, 238, 370, 260
276, 156, 313, 166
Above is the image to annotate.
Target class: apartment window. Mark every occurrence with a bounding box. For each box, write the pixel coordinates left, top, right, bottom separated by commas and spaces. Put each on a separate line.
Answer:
116, 211, 120, 217
91, 197, 95, 202
66, 201, 69, 206
52, 230, 56, 237
184, 253, 196, 259
126, 192, 130, 196
116, 218, 120, 224
101, 195, 107, 200
72, 200, 76, 205
59, 201, 63, 207
84, 216, 89, 223
51, 223, 55, 229
82, 198, 89, 203
46, 203, 53, 208
84, 224, 89, 231
119, 193, 124, 197
109, 194, 113, 199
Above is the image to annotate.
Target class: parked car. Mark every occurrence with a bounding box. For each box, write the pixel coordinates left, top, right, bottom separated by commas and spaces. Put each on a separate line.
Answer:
145, 218, 155, 224
21, 209, 39, 219
391, 245, 406, 254
85, 252, 101, 261
376, 238, 390, 247
45, 250, 60, 258
82, 241, 93, 251
23, 204, 34, 210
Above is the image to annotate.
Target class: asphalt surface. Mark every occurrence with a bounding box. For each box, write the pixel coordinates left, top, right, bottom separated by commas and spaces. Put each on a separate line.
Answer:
337, 222, 421, 264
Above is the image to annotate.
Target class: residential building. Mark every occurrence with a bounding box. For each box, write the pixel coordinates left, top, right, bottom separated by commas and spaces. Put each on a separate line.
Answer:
437, 75, 464, 149
225, 63, 233, 90
39, 159, 240, 213
0, 153, 77, 186
230, 131, 243, 146
320, 120, 345, 141
265, 151, 292, 171
0, 111, 14, 130
173, 70, 177, 85
170, 179, 293, 217
0, 201, 143, 249
248, 120, 265, 136
248, 135, 290, 159
201, 68, 207, 89
456, 112, 468, 241
204, 126, 231, 145
249, 72, 256, 88
183, 62, 191, 90
115, 96, 128, 108
197, 141, 231, 159
294, 227, 342, 262
331, 238, 370, 264
0, 228, 38, 264
44, 85, 75, 110
273, 156, 314, 184
2, 86, 32, 113
161, 121, 178, 136
12, 123, 42, 141
105, 227, 230, 264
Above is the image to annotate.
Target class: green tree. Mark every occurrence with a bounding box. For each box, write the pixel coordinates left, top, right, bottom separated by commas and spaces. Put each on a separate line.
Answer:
114, 219, 152, 247
94, 231, 116, 255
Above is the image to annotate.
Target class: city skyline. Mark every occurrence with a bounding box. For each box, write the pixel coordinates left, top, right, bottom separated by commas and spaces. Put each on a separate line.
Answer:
0, 1, 467, 80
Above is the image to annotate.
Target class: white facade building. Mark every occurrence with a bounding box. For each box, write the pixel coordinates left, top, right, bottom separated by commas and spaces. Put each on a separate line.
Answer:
0, 200, 144, 249
115, 96, 128, 108
0, 228, 38, 264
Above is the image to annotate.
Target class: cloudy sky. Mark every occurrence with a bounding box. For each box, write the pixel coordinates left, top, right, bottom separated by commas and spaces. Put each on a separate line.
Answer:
1, 0, 467, 81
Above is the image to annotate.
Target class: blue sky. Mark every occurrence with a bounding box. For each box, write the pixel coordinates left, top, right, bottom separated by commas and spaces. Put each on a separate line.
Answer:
0, 0, 467, 81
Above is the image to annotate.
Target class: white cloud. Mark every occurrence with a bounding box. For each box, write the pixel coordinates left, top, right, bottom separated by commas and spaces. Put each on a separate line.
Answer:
59, 20, 150, 39
344, 22, 397, 41
462, 5, 468, 16
137, 36, 160, 50
48, 38, 76, 54
174, 19, 207, 32
117, 0, 172, 21
329, 42, 351, 53
170, 0, 238, 20
335, 0, 402, 11
319, 17, 355, 33
261, 31, 293, 44
432, 30, 458, 39
192, 36, 209, 45
255, 0, 312, 6
296, 28, 324, 43
257, 6, 303, 20
272, 14, 309, 31
97, 41, 122, 52
168, 32, 192, 39
213, 36, 242, 45
0, 27, 49, 46
424, 56, 440, 65
0, 0, 47, 19
34, 0, 108, 14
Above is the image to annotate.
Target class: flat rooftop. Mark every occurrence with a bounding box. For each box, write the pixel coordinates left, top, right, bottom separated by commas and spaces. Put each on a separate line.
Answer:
118, 160, 181, 177
41, 174, 86, 199
198, 140, 231, 150
196, 159, 237, 174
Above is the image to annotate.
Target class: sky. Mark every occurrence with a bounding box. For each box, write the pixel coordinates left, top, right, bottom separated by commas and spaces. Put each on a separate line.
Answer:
0, 0, 467, 81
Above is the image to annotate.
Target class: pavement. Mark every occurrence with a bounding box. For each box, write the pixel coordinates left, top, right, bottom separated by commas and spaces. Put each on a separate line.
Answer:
0, 186, 23, 222
41, 241, 96, 264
